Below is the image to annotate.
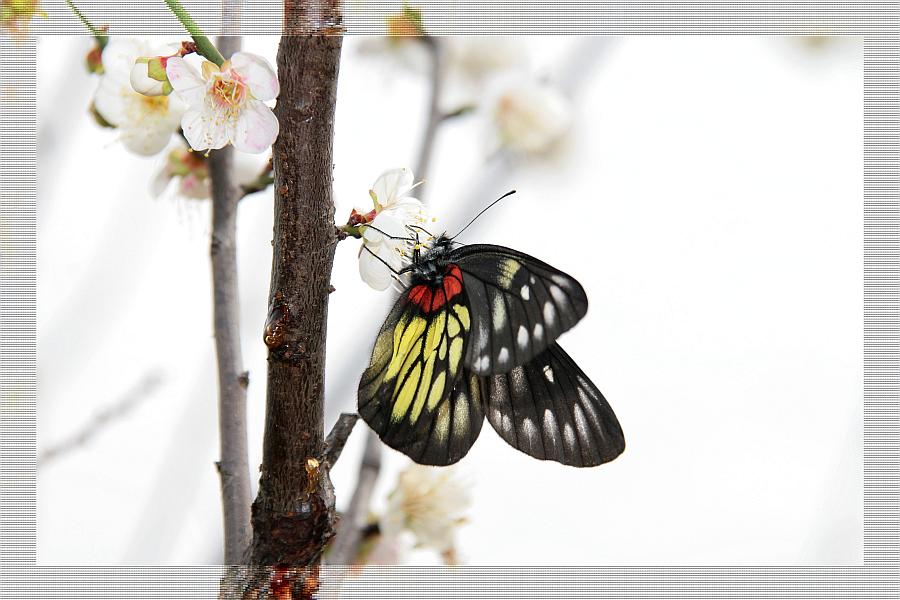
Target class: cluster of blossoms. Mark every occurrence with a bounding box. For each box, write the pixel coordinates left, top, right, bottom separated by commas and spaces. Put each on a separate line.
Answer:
89, 37, 280, 199
355, 4, 572, 156
1, 0, 44, 40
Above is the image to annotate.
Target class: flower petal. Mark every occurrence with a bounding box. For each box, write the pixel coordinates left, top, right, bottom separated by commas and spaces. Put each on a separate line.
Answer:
232, 99, 279, 154
230, 52, 280, 101
119, 123, 174, 156
166, 56, 207, 106
180, 105, 230, 152
359, 245, 394, 291
372, 168, 414, 207
92, 77, 128, 126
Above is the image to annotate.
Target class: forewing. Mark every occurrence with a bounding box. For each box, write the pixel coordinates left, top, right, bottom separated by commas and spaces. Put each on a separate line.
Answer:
451, 244, 588, 375
483, 343, 625, 467
358, 290, 484, 465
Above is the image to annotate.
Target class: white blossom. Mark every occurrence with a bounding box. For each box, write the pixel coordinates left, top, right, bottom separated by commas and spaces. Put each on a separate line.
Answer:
358, 168, 429, 291
166, 52, 280, 154
150, 140, 267, 200
488, 78, 572, 155
380, 464, 471, 554
92, 39, 186, 156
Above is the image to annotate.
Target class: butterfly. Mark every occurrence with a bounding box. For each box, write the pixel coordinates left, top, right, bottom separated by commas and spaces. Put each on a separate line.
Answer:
357, 194, 625, 467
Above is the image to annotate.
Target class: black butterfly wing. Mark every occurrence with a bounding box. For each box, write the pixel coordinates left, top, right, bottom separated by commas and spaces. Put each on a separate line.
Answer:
482, 343, 625, 467
450, 244, 588, 375
358, 281, 485, 466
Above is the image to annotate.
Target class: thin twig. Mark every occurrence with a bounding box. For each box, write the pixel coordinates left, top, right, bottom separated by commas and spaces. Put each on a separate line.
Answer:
412, 36, 445, 201
209, 32, 252, 566
325, 431, 383, 565
323, 413, 360, 468
37, 371, 164, 468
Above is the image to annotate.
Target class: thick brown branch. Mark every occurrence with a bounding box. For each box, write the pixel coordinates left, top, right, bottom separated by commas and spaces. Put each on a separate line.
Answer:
210, 34, 253, 565
249, 17, 344, 566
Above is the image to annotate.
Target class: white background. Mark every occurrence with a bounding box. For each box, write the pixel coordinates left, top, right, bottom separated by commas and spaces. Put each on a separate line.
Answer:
37, 35, 862, 565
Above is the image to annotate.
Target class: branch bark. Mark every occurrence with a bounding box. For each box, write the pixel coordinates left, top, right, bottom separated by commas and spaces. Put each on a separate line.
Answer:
248, 2, 344, 567
209, 34, 253, 565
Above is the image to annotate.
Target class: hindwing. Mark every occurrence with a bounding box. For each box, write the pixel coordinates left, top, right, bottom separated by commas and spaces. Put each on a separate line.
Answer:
358, 281, 485, 465
450, 244, 588, 375
483, 343, 625, 467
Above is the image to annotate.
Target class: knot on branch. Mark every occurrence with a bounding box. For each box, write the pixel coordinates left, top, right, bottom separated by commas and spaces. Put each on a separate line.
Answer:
249, 469, 336, 566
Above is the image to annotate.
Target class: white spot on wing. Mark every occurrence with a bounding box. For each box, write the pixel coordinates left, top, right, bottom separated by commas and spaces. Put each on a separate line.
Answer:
530, 275, 536, 284
533, 323, 544, 341
522, 417, 539, 449
543, 408, 561, 455
543, 301, 556, 326
563, 422, 577, 451
478, 356, 491, 371
492, 293, 506, 331
551, 274, 571, 288
549, 285, 568, 308
520, 285, 530, 300
543, 365, 554, 382
517, 325, 528, 350
498, 347, 509, 365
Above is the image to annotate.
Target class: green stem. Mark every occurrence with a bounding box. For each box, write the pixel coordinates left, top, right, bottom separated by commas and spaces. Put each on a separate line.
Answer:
63, 0, 108, 48
163, 0, 225, 66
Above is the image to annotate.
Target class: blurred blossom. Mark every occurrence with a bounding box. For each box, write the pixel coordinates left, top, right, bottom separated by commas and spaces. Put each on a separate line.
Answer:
1, 0, 45, 40
93, 39, 187, 156
357, 168, 429, 291
488, 78, 571, 155
380, 464, 470, 555
441, 37, 528, 110
354, 3, 430, 73
166, 52, 279, 154
445, 36, 525, 82
150, 141, 265, 200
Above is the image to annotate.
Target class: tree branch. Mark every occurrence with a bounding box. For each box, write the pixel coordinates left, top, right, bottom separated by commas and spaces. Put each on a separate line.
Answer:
37, 371, 163, 468
325, 430, 382, 565
248, 1, 344, 567
209, 32, 252, 566
413, 36, 445, 201
323, 413, 359, 468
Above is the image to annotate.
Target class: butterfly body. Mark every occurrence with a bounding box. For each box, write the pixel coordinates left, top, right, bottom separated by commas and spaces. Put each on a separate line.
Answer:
358, 233, 625, 467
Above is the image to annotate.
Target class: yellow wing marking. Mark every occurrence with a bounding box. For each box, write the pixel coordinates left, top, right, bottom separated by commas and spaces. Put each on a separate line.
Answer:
385, 316, 426, 381
391, 362, 422, 421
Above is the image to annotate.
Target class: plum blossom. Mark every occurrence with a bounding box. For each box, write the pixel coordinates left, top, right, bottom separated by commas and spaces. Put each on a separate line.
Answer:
357, 168, 429, 291
1, 0, 45, 40
165, 52, 279, 154
488, 78, 571, 155
379, 464, 470, 556
92, 38, 186, 156
150, 141, 267, 200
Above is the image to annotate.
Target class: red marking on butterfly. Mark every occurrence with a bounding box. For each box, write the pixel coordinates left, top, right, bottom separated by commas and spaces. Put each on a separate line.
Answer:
407, 264, 464, 313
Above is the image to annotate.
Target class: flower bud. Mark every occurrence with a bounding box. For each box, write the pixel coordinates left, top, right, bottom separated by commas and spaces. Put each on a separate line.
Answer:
130, 57, 173, 97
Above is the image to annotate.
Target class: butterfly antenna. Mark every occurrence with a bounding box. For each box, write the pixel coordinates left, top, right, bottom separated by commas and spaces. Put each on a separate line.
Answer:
450, 189, 517, 241
360, 223, 416, 241
406, 224, 436, 239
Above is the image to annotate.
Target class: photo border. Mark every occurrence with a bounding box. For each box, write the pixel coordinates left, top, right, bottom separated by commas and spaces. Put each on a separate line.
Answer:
2, 1, 897, 596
